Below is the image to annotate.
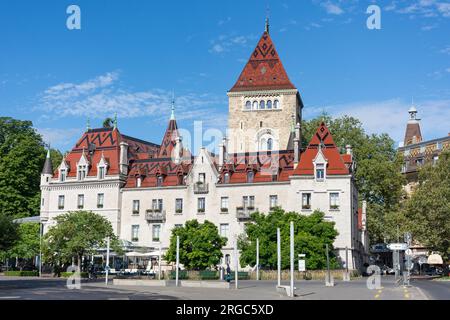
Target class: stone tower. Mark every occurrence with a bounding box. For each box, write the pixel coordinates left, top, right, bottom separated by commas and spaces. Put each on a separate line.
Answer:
227, 20, 303, 153
404, 106, 422, 146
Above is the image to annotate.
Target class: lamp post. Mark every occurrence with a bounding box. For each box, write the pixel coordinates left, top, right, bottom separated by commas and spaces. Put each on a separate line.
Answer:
290, 221, 294, 297
176, 236, 180, 287
105, 236, 110, 285
277, 228, 281, 287
234, 237, 238, 289
158, 243, 162, 280
256, 238, 259, 281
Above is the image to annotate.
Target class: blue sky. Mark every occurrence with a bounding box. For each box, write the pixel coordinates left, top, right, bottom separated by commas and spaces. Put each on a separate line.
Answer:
0, 0, 449, 153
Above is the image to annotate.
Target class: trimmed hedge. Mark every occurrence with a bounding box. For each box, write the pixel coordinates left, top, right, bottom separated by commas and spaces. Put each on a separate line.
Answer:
169, 271, 188, 280
199, 271, 219, 280
4, 271, 38, 277
60, 272, 89, 278
229, 272, 250, 280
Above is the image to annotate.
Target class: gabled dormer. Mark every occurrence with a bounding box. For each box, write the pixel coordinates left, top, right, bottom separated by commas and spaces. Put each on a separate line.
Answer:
58, 156, 70, 182
76, 149, 90, 181
313, 145, 328, 182
97, 152, 109, 180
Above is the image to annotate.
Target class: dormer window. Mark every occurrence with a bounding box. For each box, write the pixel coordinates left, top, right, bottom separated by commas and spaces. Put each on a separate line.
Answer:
78, 165, 87, 181
224, 173, 230, 184
97, 154, 108, 180
136, 176, 142, 188
247, 171, 254, 183
157, 175, 164, 187
60, 169, 66, 182
316, 163, 325, 181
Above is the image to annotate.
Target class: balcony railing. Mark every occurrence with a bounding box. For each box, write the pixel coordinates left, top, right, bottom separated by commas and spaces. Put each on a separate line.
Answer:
194, 182, 209, 194
236, 206, 258, 221
145, 209, 166, 222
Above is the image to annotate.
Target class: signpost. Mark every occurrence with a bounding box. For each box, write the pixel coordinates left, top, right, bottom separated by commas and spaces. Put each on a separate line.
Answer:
298, 254, 306, 272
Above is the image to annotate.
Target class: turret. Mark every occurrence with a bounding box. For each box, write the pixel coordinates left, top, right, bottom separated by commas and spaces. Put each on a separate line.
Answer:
120, 141, 129, 175
41, 149, 53, 186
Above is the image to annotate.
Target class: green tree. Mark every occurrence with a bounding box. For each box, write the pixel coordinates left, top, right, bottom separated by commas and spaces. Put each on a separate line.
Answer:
103, 118, 113, 128
0, 214, 19, 252
238, 208, 339, 270
42, 211, 121, 270
4, 222, 40, 270
164, 220, 227, 270
404, 150, 450, 260
0, 117, 62, 219
302, 114, 406, 244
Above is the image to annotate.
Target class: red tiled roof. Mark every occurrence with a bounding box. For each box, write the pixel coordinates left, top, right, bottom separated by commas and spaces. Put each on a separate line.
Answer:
230, 31, 296, 92
54, 127, 159, 178
293, 122, 350, 176
158, 119, 179, 158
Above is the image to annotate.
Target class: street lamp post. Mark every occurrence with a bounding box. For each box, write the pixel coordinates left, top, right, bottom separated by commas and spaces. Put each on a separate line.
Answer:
234, 237, 238, 289
105, 236, 110, 285
158, 243, 162, 280
256, 238, 259, 281
176, 236, 180, 287
290, 221, 294, 297
277, 228, 281, 287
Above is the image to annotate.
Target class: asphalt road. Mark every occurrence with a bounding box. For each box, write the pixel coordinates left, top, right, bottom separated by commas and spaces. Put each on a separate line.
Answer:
0, 276, 447, 300
411, 278, 450, 300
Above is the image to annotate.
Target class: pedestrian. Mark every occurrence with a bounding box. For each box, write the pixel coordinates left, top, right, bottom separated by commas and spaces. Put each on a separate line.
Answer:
225, 263, 231, 283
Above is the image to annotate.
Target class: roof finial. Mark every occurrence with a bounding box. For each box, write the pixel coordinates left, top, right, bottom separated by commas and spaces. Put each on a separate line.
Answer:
265, 7, 270, 33
170, 90, 175, 120
113, 112, 118, 130
86, 118, 91, 131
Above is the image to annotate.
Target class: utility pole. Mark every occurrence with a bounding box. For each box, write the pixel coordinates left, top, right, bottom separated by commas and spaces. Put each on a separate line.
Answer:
175, 236, 180, 287
105, 236, 110, 285
290, 221, 294, 297
158, 243, 161, 280
256, 238, 259, 281
234, 237, 239, 289
277, 228, 281, 287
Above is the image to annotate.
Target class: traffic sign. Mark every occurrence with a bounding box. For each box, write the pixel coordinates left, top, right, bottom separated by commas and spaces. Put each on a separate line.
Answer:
298, 260, 306, 272
405, 249, 412, 256
387, 243, 408, 251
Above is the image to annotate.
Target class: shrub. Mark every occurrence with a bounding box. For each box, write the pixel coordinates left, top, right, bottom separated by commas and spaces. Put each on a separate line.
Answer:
229, 272, 250, 280
4, 271, 38, 277
60, 272, 89, 278
169, 270, 188, 280
199, 270, 219, 280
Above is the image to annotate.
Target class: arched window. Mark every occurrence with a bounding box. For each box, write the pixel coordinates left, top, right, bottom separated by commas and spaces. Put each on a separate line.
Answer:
245, 101, 251, 110
274, 100, 279, 109
267, 100, 272, 109
259, 100, 265, 109
267, 138, 273, 151
252, 101, 258, 110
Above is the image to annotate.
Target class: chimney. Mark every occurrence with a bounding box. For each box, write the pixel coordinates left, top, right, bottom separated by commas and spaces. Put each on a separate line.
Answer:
346, 145, 353, 156
294, 123, 301, 165
219, 136, 227, 169
119, 141, 129, 175
174, 136, 182, 164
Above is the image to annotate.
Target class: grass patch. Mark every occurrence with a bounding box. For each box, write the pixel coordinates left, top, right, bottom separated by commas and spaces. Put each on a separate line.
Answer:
4, 271, 39, 277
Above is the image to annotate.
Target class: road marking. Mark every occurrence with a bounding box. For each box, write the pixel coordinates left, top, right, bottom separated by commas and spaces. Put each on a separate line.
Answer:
414, 286, 429, 300
0, 296, 21, 299
404, 293, 410, 299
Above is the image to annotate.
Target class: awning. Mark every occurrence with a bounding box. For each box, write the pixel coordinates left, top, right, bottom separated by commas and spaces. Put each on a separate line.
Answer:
141, 250, 164, 257
427, 254, 443, 265
125, 251, 145, 257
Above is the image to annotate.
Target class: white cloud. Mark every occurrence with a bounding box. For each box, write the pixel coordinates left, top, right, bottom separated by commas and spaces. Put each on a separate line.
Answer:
304, 98, 450, 145
394, 0, 450, 18
35, 72, 227, 126
440, 46, 450, 54
208, 34, 257, 55
37, 127, 83, 148
321, 1, 344, 15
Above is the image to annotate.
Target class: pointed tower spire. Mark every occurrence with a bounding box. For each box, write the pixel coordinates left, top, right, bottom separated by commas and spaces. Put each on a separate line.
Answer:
86, 118, 91, 131
170, 91, 175, 120
42, 148, 53, 175
265, 7, 270, 33
113, 112, 118, 130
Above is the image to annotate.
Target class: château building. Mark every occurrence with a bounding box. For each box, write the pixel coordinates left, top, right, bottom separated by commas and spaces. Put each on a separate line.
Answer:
40, 22, 366, 271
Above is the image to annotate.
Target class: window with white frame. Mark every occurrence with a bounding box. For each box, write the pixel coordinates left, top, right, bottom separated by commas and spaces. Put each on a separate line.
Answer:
98, 166, 105, 180
316, 164, 325, 181
77, 194, 84, 209
273, 99, 280, 109
221, 197, 229, 212
77, 165, 87, 181
131, 225, 139, 242
60, 169, 66, 182
152, 199, 163, 211
136, 177, 142, 187
198, 197, 205, 213
175, 198, 183, 213
267, 100, 272, 109
223, 173, 230, 183
259, 100, 265, 109
245, 101, 251, 110
329, 193, 340, 210
219, 223, 229, 239
97, 193, 104, 208
243, 196, 255, 208
270, 195, 278, 209
132, 200, 140, 214
302, 193, 311, 209
157, 175, 164, 187
247, 171, 254, 183
58, 195, 65, 210
152, 224, 161, 242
